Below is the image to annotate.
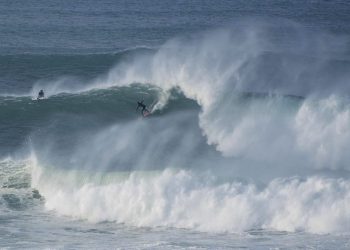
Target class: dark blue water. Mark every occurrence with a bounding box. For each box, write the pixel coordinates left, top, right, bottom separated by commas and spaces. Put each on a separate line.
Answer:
1, 0, 350, 55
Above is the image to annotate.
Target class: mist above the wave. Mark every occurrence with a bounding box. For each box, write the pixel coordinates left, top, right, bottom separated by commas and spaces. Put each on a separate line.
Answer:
28, 19, 350, 172
100, 19, 350, 170
25, 19, 350, 235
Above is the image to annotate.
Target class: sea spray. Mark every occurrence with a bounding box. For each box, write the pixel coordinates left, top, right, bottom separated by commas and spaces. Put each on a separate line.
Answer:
27, 21, 350, 169
22, 20, 350, 235
31, 160, 350, 233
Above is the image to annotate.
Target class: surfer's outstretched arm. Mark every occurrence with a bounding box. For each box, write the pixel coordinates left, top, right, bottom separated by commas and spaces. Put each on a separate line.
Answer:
136, 100, 145, 111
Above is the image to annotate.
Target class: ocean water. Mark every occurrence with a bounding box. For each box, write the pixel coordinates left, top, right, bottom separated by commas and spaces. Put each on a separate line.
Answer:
1, 0, 350, 249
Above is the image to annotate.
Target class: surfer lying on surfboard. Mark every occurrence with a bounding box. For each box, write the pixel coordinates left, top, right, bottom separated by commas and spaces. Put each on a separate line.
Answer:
136, 100, 150, 116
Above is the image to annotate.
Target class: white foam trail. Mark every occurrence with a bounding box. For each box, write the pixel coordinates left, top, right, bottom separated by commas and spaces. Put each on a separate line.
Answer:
30, 160, 350, 234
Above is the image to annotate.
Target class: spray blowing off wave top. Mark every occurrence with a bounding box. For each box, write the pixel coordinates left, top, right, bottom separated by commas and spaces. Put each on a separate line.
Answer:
0, 47, 155, 95
80, 20, 350, 171
24, 19, 350, 234
28, 20, 350, 101
26, 19, 350, 171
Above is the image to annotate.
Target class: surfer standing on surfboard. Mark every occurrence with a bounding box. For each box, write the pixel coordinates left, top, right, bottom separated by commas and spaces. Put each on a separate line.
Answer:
136, 100, 150, 116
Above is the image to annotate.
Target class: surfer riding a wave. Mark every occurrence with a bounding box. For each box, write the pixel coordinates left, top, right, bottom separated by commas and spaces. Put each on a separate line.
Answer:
136, 100, 150, 117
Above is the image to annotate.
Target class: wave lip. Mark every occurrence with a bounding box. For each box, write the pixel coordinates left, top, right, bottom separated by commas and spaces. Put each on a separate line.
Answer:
3, 19, 350, 235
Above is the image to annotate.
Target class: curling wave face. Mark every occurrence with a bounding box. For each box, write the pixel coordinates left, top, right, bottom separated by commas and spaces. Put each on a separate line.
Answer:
3, 20, 350, 233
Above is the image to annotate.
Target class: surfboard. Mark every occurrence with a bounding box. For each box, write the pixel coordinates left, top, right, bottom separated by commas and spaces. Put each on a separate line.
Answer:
142, 110, 151, 117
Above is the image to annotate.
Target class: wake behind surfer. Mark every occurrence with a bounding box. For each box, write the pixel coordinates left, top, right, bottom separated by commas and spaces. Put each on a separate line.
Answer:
37, 89, 44, 100
136, 100, 150, 115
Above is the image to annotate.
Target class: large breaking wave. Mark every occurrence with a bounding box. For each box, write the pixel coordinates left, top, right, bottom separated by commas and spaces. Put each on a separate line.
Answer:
4, 20, 350, 233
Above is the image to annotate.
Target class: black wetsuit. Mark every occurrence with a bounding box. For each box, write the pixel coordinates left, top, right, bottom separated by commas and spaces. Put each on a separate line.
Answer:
136, 101, 149, 114
37, 90, 44, 99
